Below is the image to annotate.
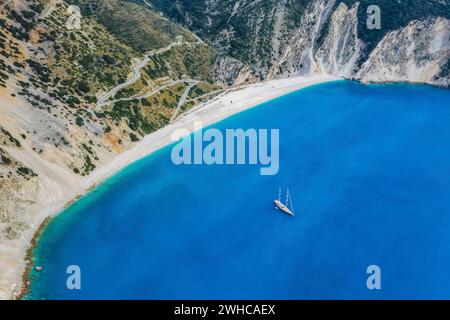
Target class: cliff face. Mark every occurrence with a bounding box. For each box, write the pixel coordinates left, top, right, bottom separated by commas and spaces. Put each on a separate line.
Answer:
310, 2, 363, 78
272, 1, 450, 87
267, 0, 361, 78
357, 17, 450, 87
214, 55, 257, 86
153, 0, 450, 87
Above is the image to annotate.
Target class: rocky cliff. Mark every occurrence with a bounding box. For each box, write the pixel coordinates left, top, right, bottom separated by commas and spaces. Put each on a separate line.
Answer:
152, 0, 450, 87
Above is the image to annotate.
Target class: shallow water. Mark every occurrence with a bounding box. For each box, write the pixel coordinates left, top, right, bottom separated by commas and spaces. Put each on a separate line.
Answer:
28, 81, 450, 299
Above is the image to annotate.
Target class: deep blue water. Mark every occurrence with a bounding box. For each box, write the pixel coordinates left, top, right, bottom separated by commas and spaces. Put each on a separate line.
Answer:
28, 81, 450, 299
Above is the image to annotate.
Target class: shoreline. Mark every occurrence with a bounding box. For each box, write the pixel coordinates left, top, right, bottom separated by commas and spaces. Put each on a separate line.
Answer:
9, 74, 341, 300
16, 217, 51, 300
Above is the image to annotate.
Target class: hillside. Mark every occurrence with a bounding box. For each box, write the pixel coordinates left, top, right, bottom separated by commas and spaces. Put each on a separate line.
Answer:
0, 0, 225, 299
150, 0, 450, 86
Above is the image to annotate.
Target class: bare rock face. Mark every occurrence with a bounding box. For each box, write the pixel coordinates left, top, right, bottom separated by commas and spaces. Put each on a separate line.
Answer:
268, 0, 361, 78
266, 0, 449, 87
214, 55, 257, 86
268, 0, 338, 78
157, 0, 450, 87
0, 170, 39, 241
315, 2, 363, 78
357, 18, 450, 87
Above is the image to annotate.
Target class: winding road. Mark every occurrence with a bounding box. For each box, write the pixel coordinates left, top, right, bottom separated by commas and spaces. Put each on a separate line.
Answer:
96, 40, 188, 107
169, 80, 199, 123
94, 19, 210, 120
95, 6, 208, 113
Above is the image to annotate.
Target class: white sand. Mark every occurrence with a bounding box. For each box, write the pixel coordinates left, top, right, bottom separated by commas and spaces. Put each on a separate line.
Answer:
1, 74, 340, 299
84, 75, 341, 188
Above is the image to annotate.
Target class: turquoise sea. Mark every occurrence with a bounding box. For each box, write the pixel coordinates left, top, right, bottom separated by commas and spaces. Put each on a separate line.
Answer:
27, 81, 450, 299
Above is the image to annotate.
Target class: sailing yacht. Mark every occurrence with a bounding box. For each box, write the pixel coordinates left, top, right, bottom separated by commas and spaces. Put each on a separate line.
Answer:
274, 187, 295, 216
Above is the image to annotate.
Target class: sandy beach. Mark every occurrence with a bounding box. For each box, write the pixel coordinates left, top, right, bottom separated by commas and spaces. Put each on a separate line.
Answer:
0, 74, 340, 299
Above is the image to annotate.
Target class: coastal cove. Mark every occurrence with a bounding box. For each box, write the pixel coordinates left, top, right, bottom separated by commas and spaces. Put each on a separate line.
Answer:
1, 76, 338, 299
1, 0, 449, 304
24, 81, 450, 299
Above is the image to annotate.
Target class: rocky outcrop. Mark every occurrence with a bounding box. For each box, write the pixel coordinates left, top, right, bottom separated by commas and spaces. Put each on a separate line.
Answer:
315, 2, 363, 78
268, 1, 450, 87
268, 0, 337, 78
357, 18, 450, 87
214, 55, 257, 86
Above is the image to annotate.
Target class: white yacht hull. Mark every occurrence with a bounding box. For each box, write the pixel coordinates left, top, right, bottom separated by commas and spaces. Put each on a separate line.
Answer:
274, 200, 294, 216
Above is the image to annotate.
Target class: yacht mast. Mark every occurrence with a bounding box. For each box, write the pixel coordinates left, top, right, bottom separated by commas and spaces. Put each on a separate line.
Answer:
289, 191, 295, 214
286, 188, 290, 208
